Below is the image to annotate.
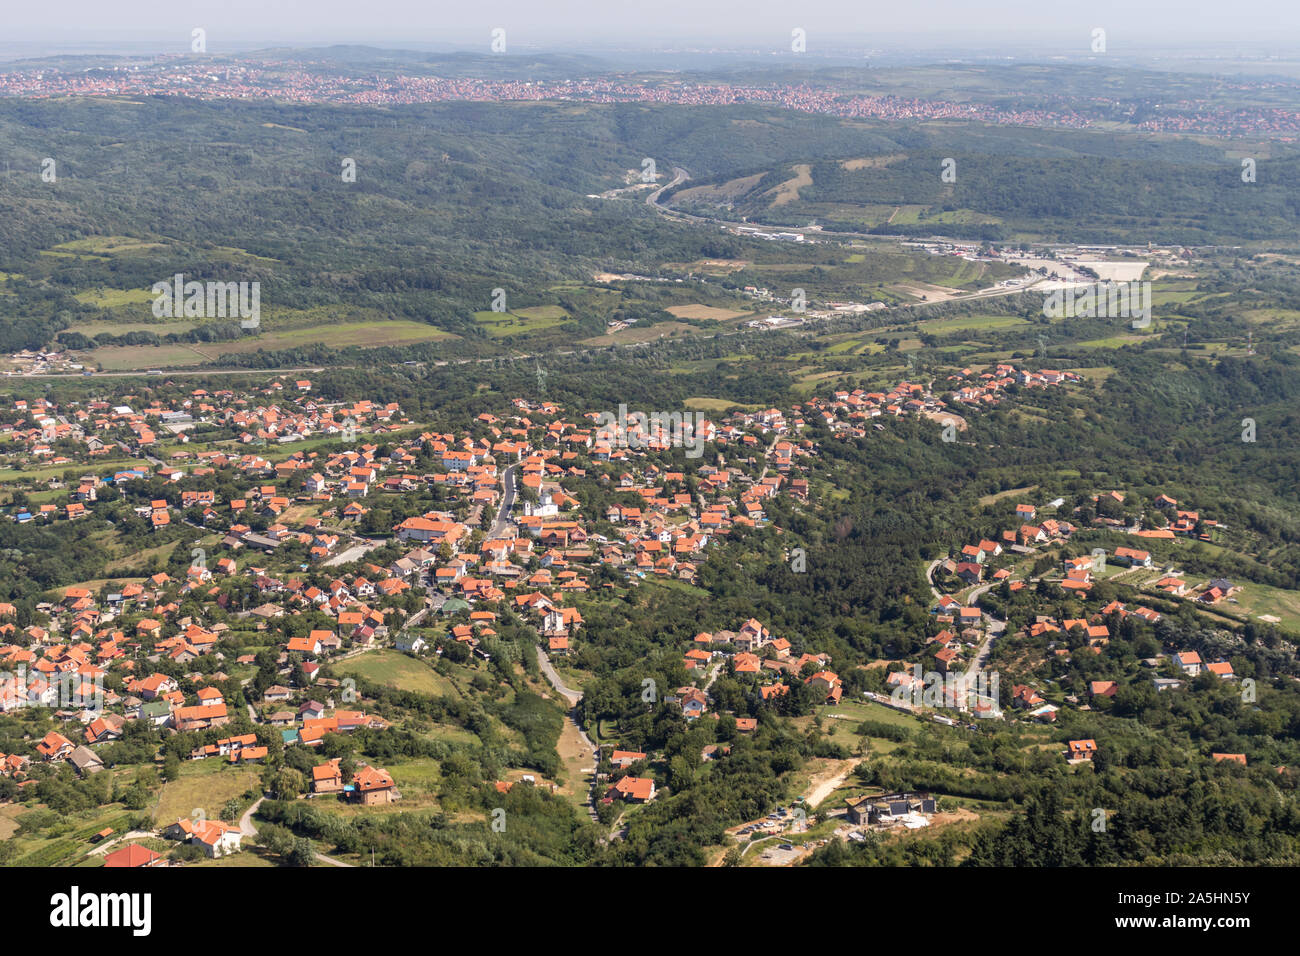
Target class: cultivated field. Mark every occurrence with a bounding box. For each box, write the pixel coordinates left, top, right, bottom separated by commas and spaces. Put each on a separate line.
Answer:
85, 320, 455, 369
665, 304, 753, 321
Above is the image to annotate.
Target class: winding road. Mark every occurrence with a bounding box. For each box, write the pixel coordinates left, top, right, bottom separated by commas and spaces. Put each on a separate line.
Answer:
537, 647, 600, 821
924, 562, 1005, 699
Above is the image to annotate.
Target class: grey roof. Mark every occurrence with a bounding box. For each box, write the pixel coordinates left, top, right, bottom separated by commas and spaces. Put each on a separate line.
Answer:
69, 745, 104, 771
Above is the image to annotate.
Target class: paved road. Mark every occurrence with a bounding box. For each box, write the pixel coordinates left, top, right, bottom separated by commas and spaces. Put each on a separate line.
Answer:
37, 201, 1057, 388
88, 829, 156, 857
702, 662, 724, 693
963, 585, 1004, 687
925, 558, 944, 602
643, 168, 1049, 308
538, 647, 582, 707
488, 463, 519, 540
645, 165, 690, 207
644, 166, 1059, 271
925, 563, 1006, 700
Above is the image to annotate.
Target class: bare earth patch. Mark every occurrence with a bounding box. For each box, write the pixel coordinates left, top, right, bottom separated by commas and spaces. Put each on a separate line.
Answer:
922, 409, 968, 431
802, 757, 859, 809
840, 154, 907, 170
765, 163, 813, 206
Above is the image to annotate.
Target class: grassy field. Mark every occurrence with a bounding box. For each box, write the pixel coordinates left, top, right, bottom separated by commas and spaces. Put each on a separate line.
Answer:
766, 163, 813, 205
384, 757, 442, 805
919, 314, 1031, 333
66, 318, 200, 337
827, 698, 920, 730
580, 321, 697, 346
473, 306, 573, 337
73, 287, 159, 308
228, 320, 454, 351
555, 716, 595, 807
683, 396, 762, 412
422, 722, 479, 746
55, 236, 169, 256
1076, 334, 1148, 348
1213, 581, 1300, 634
89, 344, 211, 369
334, 650, 460, 697
665, 304, 752, 321
104, 539, 186, 574
788, 699, 920, 762
0, 802, 27, 839
153, 761, 261, 826
85, 320, 454, 369
0, 457, 154, 484
887, 204, 1002, 227
1240, 308, 1300, 329
978, 485, 1039, 507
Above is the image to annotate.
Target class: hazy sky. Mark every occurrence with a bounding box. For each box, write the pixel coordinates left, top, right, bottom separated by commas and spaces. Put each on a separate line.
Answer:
2, 0, 1297, 52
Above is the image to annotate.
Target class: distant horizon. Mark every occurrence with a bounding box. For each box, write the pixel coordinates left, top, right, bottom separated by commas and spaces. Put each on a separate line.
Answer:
2, 35, 1299, 73
0, 0, 1297, 59
2, 32, 1298, 53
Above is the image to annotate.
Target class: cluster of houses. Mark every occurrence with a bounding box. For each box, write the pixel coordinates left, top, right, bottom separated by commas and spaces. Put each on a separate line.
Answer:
1, 372, 1266, 845
934, 509, 1077, 592
927, 595, 987, 666
0, 384, 403, 472
946, 365, 1081, 407
0, 379, 828, 802
596, 616, 839, 806
792, 364, 1078, 445
310, 758, 399, 804
689, 618, 839, 705
920, 485, 1247, 737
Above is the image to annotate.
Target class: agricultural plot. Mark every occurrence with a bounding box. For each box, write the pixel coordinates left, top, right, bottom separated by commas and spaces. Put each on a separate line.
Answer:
665, 304, 753, 321
85, 320, 454, 369
473, 306, 573, 337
